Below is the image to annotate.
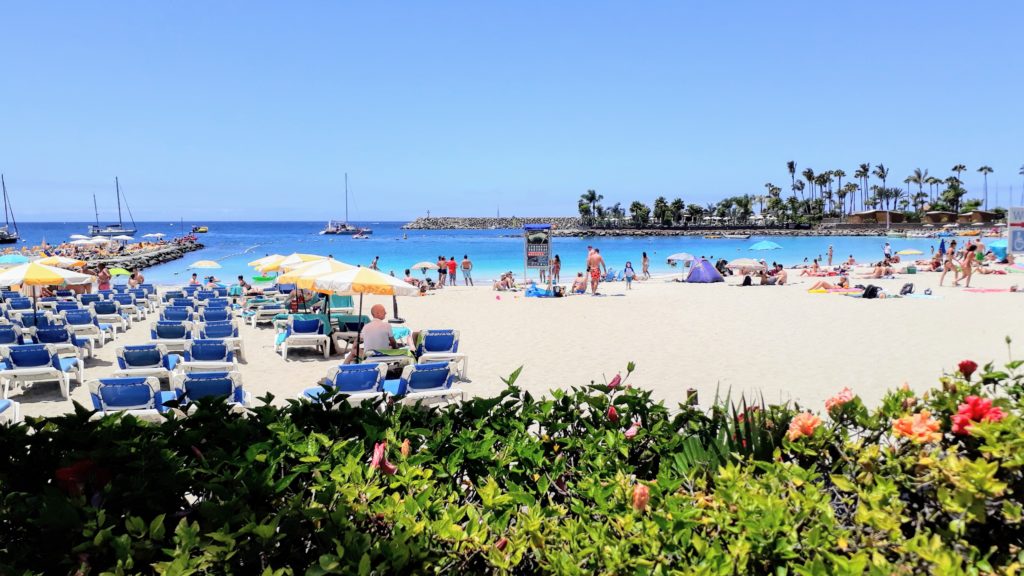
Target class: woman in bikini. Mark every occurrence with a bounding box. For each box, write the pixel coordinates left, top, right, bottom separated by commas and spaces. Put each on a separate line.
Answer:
641, 252, 650, 280
939, 240, 958, 287
961, 244, 977, 288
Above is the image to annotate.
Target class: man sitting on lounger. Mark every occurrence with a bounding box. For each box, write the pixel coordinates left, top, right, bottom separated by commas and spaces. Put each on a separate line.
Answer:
344, 304, 415, 364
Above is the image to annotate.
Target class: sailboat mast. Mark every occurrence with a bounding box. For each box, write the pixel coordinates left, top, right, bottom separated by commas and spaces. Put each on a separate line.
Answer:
93, 194, 100, 226
1, 174, 9, 227
345, 173, 349, 225
116, 177, 123, 226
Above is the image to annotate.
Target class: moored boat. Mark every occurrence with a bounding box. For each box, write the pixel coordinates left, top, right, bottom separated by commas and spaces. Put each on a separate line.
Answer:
192, 226, 208, 233
704, 234, 723, 239
321, 173, 373, 236
89, 177, 137, 236
723, 233, 750, 239
0, 174, 19, 245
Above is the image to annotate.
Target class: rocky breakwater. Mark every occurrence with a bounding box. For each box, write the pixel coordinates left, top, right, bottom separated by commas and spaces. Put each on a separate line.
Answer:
402, 217, 582, 230
87, 241, 204, 271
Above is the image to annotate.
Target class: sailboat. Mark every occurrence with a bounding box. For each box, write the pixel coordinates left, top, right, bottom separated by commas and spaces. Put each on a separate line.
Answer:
321, 173, 373, 235
0, 174, 20, 244
88, 177, 137, 236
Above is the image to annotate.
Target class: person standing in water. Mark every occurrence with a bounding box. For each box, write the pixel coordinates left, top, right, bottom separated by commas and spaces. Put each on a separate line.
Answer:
551, 254, 561, 284
827, 245, 834, 267
641, 252, 650, 280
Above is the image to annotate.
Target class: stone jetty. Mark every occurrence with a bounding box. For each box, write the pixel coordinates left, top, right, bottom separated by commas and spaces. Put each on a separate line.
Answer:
86, 242, 204, 271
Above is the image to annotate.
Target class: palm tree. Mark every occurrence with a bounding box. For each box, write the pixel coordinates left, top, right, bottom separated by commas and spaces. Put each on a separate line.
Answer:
872, 164, 889, 209
669, 198, 685, 224
802, 168, 815, 202
793, 180, 805, 202
952, 164, 967, 185
629, 201, 650, 228
977, 166, 993, 209
854, 163, 871, 212
787, 161, 796, 196
580, 189, 603, 226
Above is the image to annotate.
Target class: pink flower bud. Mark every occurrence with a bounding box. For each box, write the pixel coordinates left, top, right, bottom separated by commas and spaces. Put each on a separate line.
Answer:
608, 374, 621, 389
624, 421, 641, 439
370, 442, 398, 475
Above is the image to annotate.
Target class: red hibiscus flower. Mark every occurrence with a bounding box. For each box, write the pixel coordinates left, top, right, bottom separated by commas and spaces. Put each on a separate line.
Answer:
952, 395, 1005, 435
958, 360, 978, 380
607, 405, 619, 422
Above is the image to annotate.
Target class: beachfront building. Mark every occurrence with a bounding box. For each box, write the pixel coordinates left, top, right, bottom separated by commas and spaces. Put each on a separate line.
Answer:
922, 211, 958, 225
958, 210, 1000, 225
847, 210, 906, 225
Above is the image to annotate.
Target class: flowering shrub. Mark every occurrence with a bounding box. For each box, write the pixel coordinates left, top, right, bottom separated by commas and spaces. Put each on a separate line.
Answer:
2, 357, 1024, 573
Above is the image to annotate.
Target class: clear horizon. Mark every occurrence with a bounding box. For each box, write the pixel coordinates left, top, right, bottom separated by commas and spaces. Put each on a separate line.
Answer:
3, 2, 1023, 222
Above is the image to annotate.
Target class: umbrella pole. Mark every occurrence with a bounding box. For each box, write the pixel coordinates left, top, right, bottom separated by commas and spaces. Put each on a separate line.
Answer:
353, 294, 363, 364
391, 295, 404, 324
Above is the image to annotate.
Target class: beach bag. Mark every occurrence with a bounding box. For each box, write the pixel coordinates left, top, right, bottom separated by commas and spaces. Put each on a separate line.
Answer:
899, 283, 915, 296
741, 275, 752, 286
862, 285, 881, 299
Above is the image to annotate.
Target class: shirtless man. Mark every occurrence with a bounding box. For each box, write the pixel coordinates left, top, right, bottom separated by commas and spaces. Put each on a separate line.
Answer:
587, 248, 607, 295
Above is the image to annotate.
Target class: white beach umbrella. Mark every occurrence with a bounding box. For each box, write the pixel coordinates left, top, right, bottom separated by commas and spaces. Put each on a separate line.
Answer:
90, 236, 111, 244
142, 233, 165, 238
70, 239, 93, 246
69, 234, 90, 240
726, 258, 766, 271
666, 253, 695, 263
112, 235, 135, 241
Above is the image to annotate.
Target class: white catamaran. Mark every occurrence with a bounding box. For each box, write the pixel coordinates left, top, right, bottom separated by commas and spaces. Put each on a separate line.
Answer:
0, 174, 20, 244
321, 173, 372, 235
89, 177, 137, 237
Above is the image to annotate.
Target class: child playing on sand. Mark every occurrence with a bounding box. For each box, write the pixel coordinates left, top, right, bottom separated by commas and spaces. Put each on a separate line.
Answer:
623, 261, 636, 289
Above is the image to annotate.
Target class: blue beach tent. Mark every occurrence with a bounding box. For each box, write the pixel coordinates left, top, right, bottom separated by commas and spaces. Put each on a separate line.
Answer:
686, 259, 724, 283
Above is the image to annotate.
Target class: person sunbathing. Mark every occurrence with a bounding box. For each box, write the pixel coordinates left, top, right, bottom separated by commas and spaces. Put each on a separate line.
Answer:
775, 266, 788, 285
808, 276, 849, 291
799, 260, 820, 276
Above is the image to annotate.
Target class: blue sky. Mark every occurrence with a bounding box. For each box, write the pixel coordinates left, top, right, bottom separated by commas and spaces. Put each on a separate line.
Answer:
2, 2, 1023, 221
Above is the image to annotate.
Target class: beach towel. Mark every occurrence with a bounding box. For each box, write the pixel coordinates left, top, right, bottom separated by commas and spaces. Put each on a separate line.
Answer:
964, 288, 1010, 293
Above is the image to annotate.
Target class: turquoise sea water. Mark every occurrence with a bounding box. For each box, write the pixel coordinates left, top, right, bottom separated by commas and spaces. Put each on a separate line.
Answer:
14, 221, 964, 285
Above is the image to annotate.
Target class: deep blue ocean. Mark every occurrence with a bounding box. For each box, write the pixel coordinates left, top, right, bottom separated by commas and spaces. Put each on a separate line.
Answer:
13, 221, 958, 285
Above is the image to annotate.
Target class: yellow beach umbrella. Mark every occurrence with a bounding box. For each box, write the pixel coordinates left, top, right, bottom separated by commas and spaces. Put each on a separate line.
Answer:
0, 262, 93, 286
259, 253, 324, 273
36, 256, 87, 269
0, 262, 94, 311
248, 254, 285, 268
275, 258, 354, 290
896, 249, 923, 256
313, 267, 420, 360
189, 260, 222, 269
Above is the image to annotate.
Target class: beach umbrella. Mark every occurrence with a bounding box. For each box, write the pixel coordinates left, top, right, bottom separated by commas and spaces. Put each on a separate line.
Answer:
666, 253, 695, 263
313, 267, 419, 362
69, 234, 90, 240
36, 256, 86, 269
749, 240, 782, 251
0, 254, 31, 265
896, 249, 923, 256
276, 258, 354, 290
112, 235, 135, 241
938, 238, 946, 255
248, 254, 285, 268
942, 224, 958, 229
70, 239, 93, 246
109, 267, 132, 276
189, 260, 222, 269
90, 236, 111, 243
726, 258, 766, 271
261, 253, 324, 273
0, 262, 93, 312
142, 233, 165, 238
411, 261, 439, 276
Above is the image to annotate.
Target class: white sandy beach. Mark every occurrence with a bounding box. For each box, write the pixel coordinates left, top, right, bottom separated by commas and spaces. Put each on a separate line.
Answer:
12, 268, 1024, 419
